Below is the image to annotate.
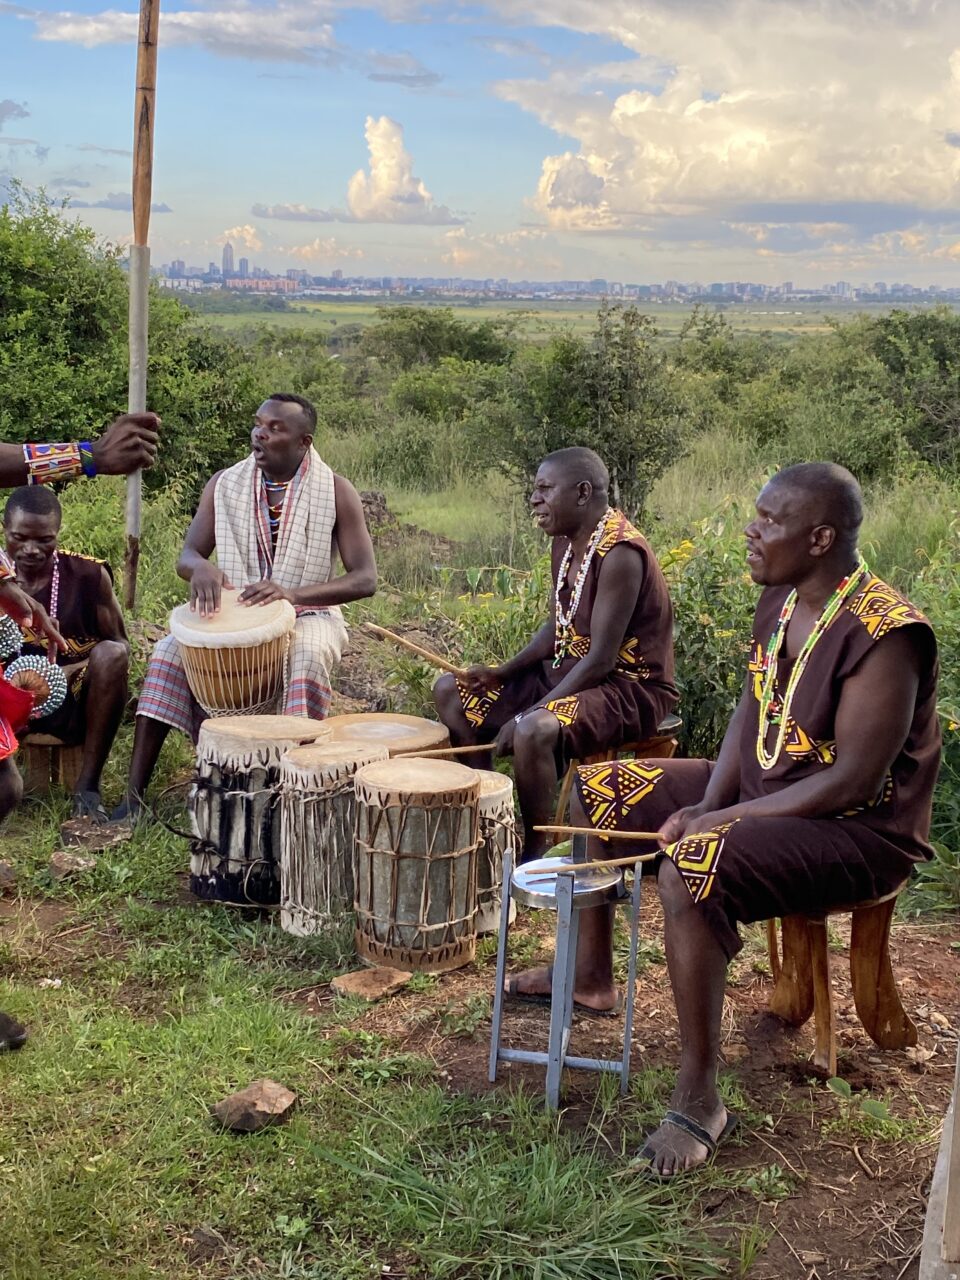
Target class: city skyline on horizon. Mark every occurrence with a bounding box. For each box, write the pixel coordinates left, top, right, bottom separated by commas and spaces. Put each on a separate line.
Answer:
5, 2, 960, 284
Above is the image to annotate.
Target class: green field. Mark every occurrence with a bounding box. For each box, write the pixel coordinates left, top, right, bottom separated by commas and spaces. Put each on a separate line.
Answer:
193, 297, 953, 341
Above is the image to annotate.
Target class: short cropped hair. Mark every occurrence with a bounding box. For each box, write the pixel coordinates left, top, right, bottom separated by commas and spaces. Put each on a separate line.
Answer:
266, 392, 317, 434
541, 446, 610, 496
4, 485, 62, 526
769, 462, 863, 544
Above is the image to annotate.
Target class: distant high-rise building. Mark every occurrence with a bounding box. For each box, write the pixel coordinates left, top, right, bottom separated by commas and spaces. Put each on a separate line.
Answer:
222, 242, 235, 277
208, 262, 219, 277
332, 268, 344, 281
239, 257, 249, 279
170, 259, 186, 278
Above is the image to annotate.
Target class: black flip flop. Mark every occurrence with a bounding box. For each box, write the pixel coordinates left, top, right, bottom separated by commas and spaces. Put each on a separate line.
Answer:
0, 1010, 28, 1052
503, 967, 624, 1019
635, 1109, 739, 1180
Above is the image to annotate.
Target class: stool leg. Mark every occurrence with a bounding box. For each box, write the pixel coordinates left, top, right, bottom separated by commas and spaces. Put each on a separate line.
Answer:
554, 763, 576, 826
545, 875, 576, 1109
808, 918, 837, 1076
768, 915, 815, 1026
766, 918, 782, 983
620, 868, 643, 1096
488, 842, 515, 1083
850, 898, 918, 1051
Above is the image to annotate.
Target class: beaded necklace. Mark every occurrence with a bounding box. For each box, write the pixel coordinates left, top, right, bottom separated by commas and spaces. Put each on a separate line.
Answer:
553, 507, 613, 668
48, 551, 60, 626
262, 477, 292, 546
755, 555, 867, 770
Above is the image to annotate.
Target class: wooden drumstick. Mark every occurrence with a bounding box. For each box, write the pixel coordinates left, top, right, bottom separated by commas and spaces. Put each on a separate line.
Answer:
525, 851, 661, 879
362, 624, 467, 677
394, 743, 494, 758
533, 824, 662, 843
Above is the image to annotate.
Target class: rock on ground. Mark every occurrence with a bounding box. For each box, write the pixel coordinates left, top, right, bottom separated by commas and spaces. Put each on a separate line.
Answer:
48, 851, 97, 880
211, 1079, 298, 1133
331, 966, 413, 1002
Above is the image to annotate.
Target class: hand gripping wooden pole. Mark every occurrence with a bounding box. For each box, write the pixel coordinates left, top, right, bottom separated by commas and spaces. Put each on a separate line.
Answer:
124, 0, 160, 610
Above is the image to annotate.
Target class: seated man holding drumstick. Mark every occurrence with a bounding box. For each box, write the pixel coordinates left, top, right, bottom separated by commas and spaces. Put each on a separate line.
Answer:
114, 393, 377, 821
507, 463, 940, 1177
434, 446, 677, 863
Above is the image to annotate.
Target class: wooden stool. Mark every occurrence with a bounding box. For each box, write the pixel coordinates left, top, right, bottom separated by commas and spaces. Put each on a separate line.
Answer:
554, 711, 682, 825
766, 882, 917, 1077
18, 733, 83, 795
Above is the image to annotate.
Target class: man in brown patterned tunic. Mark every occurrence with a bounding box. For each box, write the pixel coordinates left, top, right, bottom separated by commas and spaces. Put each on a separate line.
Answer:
4, 486, 129, 823
435, 447, 677, 861
505, 463, 941, 1177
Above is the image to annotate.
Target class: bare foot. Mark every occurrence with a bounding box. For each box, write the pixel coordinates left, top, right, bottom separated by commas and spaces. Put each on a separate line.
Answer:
504, 965, 620, 1013
637, 1103, 731, 1178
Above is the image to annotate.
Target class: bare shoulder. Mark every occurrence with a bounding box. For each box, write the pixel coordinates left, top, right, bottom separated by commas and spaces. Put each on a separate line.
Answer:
332, 473, 365, 513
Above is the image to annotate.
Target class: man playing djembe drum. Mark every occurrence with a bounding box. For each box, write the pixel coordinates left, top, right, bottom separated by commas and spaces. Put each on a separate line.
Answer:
114, 393, 377, 820
435, 446, 678, 862
506, 463, 941, 1178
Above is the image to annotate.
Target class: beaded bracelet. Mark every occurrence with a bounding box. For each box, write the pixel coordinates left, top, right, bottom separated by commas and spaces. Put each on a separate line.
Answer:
22, 441, 84, 485
78, 440, 97, 478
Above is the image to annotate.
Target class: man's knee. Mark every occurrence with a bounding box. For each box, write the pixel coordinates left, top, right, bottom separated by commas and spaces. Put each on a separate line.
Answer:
88, 640, 129, 682
434, 672, 460, 720
514, 709, 560, 757
657, 857, 695, 918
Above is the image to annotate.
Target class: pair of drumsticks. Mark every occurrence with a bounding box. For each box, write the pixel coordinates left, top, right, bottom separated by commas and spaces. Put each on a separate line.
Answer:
363, 623, 661, 876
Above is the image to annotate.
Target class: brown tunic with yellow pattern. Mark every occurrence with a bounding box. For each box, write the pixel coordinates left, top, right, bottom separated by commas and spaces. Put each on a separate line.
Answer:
576, 574, 941, 959
457, 509, 678, 762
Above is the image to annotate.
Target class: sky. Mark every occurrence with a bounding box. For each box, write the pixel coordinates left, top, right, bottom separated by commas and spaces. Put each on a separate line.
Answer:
3, 0, 960, 283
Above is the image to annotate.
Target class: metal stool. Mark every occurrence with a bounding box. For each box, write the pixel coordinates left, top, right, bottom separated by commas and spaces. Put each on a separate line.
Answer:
488, 833, 644, 1109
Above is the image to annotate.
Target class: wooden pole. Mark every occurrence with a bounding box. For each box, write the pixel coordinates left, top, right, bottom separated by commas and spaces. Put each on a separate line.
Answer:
124, 0, 160, 610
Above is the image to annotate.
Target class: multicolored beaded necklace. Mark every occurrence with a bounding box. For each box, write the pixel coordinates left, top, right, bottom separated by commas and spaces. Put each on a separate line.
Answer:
262, 477, 292, 547
553, 507, 613, 668
755, 555, 868, 770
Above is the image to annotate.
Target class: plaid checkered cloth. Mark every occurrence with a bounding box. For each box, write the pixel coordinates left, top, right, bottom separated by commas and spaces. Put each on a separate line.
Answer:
137, 612, 347, 740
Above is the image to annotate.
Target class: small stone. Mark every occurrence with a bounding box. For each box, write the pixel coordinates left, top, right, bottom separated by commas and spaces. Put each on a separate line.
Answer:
211, 1079, 297, 1133
0, 861, 16, 893
929, 1011, 951, 1030
905, 1044, 937, 1065
331, 966, 413, 1002
48, 850, 97, 880
723, 1043, 749, 1062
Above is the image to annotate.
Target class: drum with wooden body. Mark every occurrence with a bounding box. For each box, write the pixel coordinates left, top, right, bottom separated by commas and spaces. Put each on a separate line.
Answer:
324, 712, 449, 758
354, 757, 480, 973
280, 742, 389, 935
190, 715, 331, 905
169, 589, 296, 716
474, 770, 517, 935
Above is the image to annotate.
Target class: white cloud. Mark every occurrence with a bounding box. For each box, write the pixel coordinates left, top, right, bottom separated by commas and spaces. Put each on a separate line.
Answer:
28, 1, 336, 64
284, 237, 364, 261
221, 223, 263, 250
255, 116, 462, 226
441, 226, 561, 274
0, 99, 29, 130
489, 0, 960, 234
346, 116, 461, 224
72, 190, 172, 212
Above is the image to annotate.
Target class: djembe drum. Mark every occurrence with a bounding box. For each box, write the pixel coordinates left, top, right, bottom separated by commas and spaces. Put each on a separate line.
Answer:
475, 770, 517, 935
324, 712, 449, 757
169, 589, 296, 716
354, 757, 480, 973
279, 741, 389, 935
189, 715, 331, 905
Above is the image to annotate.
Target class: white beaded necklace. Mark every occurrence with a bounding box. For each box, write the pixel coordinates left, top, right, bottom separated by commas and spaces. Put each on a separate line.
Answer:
553, 507, 613, 667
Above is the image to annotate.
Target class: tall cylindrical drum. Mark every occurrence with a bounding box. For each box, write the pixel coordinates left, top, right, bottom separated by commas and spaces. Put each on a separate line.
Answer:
474, 769, 517, 935
324, 712, 449, 757
280, 742, 389, 936
190, 715, 331, 905
354, 757, 480, 973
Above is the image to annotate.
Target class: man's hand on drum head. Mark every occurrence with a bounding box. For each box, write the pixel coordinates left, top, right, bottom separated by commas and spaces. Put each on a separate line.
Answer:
239, 580, 292, 607
190, 563, 231, 617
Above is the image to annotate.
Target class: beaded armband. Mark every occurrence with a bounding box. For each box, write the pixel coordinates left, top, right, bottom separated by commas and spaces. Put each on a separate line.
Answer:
79, 441, 97, 478
0, 549, 15, 581
23, 441, 84, 485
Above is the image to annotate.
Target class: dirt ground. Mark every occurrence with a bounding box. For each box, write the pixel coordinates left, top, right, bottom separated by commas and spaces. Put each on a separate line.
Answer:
293, 899, 960, 1280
